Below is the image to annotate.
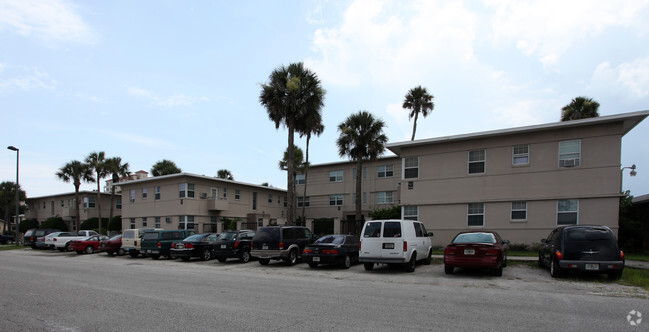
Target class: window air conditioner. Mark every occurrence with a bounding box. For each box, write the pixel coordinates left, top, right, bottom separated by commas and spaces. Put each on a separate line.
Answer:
562, 159, 578, 167
200, 193, 208, 199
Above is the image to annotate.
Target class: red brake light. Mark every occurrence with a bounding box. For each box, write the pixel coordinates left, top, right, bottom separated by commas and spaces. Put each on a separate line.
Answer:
234, 241, 240, 248
485, 249, 500, 256
279, 242, 284, 250
555, 250, 563, 260
157, 242, 161, 248
403, 241, 408, 252
185, 243, 194, 249
303, 248, 312, 254
444, 247, 455, 255
171, 243, 176, 249
322, 249, 339, 255
620, 250, 625, 260
134, 240, 137, 246
54, 238, 57, 242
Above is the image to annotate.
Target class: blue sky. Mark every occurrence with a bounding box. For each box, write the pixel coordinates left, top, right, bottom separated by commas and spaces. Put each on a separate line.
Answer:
1, 0, 648, 198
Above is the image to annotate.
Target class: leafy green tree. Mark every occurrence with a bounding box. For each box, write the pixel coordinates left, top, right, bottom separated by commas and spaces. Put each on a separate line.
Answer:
40, 216, 68, 231
337, 111, 388, 222
19, 219, 39, 233
260, 62, 325, 224
85, 151, 107, 234
403, 85, 434, 141
561, 96, 600, 121
151, 159, 182, 176
369, 205, 401, 220
108, 215, 122, 232
278, 146, 305, 171
80, 217, 109, 233
104, 157, 130, 221
0, 181, 26, 234
56, 160, 94, 231
216, 169, 234, 180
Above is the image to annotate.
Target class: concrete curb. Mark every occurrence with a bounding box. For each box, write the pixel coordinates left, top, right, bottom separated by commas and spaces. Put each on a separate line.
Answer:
432, 255, 649, 270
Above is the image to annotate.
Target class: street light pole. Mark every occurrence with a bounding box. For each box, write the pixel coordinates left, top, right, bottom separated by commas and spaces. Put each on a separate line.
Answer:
7, 146, 19, 246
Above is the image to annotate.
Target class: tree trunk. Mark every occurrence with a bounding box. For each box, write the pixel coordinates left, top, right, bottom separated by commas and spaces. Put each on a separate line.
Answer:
96, 181, 102, 235
287, 115, 295, 225
355, 157, 363, 222
302, 134, 311, 222
74, 185, 81, 232
411, 110, 420, 141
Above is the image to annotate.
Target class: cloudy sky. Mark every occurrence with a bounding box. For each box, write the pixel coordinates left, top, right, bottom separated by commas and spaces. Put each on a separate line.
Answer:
1, 0, 648, 198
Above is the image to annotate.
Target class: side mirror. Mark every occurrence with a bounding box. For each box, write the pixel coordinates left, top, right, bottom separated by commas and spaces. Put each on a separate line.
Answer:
503, 240, 510, 245
427, 232, 434, 237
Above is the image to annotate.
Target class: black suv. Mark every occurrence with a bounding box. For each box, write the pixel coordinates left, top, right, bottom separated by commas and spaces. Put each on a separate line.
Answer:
213, 230, 255, 263
538, 225, 624, 279
250, 226, 316, 266
25, 229, 60, 249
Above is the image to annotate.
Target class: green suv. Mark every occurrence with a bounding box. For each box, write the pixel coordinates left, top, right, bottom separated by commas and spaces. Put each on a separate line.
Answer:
140, 229, 196, 259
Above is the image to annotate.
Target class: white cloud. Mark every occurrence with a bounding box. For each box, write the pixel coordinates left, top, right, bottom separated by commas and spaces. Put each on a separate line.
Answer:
592, 57, 649, 99
127, 87, 209, 108
0, 65, 57, 92
0, 0, 96, 43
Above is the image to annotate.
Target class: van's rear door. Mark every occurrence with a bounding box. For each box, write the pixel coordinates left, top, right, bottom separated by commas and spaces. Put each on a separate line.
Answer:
380, 221, 404, 260
360, 221, 383, 259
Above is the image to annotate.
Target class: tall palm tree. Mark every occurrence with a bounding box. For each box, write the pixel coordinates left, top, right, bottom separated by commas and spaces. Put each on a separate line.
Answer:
104, 157, 130, 221
403, 85, 434, 141
561, 96, 600, 121
296, 109, 324, 221
260, 62, 325, 224
0, 181, 26, 235
85, 151, 107, 234
337, 111, 388, 222
216, 169, 234, 180
56, 160, 94, 231
151, 159, 182, 176
279, 146, 305, 171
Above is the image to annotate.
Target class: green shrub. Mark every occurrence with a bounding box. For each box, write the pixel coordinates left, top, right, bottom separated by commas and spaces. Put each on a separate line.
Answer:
369, 205, 401, 220
39, 216, 68, 231
108, 216, 122, 232
19, 219, 39, 233
81, 217, 109, 233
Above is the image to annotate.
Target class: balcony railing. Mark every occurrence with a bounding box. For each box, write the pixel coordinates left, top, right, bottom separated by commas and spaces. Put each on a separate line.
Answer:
207, 198, 229, 211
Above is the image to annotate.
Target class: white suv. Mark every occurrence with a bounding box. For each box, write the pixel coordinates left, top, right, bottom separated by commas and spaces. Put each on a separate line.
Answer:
359, 219, 434, 272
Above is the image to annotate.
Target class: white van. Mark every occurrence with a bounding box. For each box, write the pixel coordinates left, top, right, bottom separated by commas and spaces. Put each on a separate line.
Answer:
121, 228, 161, 257
359, 219, 434, 272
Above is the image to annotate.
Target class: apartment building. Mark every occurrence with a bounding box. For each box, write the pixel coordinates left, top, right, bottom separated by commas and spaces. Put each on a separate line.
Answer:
25, 191, 117, 231
299, 111, 649, 245
117, 173, 288, 233
104, 170, 149, 193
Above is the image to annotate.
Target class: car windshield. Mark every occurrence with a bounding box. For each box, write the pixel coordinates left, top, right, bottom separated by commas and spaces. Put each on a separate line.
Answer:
254, 228, 280, 242
46, 232, 62, 238
184, 234, 207, 242
109, 234, 121, 241
566, 228, 614, 241
218, 232, 238, 240
315, 235, 345, 244
453, 233, 496, 244
34, 230, 47, 236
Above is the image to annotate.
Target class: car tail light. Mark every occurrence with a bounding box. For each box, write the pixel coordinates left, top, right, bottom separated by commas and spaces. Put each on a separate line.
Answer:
620, 250, 625, 260
444, 247, 455, 255
485, 249, 499, 256
279, 242, 284, 250
171, 243, 176, 249
322, 250, 339, 255
234, 241, 240, 248
157, 242, 161, 248
403, 241, 408, 252
359, 241, 362, 251
303, 248, 312, 254
134, 240, 137, 246
555, 250, 563, 260
251, 241, 254, 248
185, 243, 194, 248
54, 238, 57, 242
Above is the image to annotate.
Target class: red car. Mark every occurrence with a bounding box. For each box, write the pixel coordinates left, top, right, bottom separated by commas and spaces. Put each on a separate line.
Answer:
100, 234, 124, 256
444, 231, 509, 276
69, 235, 109, 254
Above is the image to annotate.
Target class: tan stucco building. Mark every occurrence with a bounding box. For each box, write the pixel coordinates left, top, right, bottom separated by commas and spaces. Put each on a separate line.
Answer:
25, 191, 117, 231
117, 173, 288, 233
298, 111, 649, 245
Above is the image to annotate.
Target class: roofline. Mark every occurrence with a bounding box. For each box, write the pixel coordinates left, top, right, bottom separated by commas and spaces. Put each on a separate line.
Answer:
115, 172, 288, 193
387, 110, 649, 155
632, 194, 649, 204
307, 155, 400, 169
26, 191, 113, 200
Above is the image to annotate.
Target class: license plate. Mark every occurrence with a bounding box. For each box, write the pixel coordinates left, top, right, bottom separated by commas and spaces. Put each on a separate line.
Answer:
585, 264, 599, 270
464, 249, 475, 255
262, 245, 268, 250
176, 244, 184, 249
313, 257, 320, 262
221, 245, 227, 249
383, 243, 394, 249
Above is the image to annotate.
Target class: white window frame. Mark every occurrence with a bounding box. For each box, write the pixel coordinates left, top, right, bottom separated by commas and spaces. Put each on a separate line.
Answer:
154, 186, 161, 200
154, 217, 161, 228
268, 194, 273, 204
468, 150, 486, 174
211, 188, 218, 199
467, 203, 485, 227
559, 139, 581, 168
129, 189, 135, 203
142, 188, 147, 199
235, 190, 240, 200
512, 144, 529, 165
402, 205, 418, 221
329, 194, 343, 206
557, 199, 579, 225
179, 183, 195, 198
329, 170, 343, 182
296, 174, 305, 185
378, 165, 394, 178
403, 157, 419, 179
511, 201, 527, 221
377, 191, 394, 204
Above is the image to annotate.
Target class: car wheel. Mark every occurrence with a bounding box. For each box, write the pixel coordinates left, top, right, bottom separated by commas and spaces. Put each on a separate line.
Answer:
550, 257, 561, 278
259, 258, 270, 265
201, 248, 212, 261
76, 250, 83, 254
118, 248, 125, 256
538, 254, 544, 268
150, 254, 160, 260
493, 266, 503, 277
129, 251, 139, 258
239, 250, 251, 263
64, 243, 70, 252
216, 257, 227, 263
6, 240, 13, 245
444, 265, 454, 275
607, 271, 622, 280
363, 263, 374, 271
85, 246, 94, 254
181, 257, 191, 261
341, 255, 351, 269
308, 262, 318, 268
405, 253, 416, 273
502, 254, 507, 267
423, 249, 432, 265
284, 249, 297, 266
57, 247, 65, 252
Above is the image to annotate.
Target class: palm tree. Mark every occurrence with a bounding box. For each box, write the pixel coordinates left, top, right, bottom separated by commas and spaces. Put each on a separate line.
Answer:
337, 111, 388, 222
403, 85, 434, 141
216, 169, 234, 180
85, 151, 107, 234
151, 159, 182, 176
56, 160, 94, 231
279, 146, 305, 171
260, 62, 325, 224
561, 96, 600, 121
104, 157, 130, 221
0, 181, 26, 235
296, 109, 324, 221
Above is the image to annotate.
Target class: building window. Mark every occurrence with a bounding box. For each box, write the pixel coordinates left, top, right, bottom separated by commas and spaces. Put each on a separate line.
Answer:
511, 201, 527, 220
296, 174, 305, 185
130, 218, 135, 229
363, 192, 367, 205
377, 191, 394, 204
116, 199, 122, 210
60, 200, 64, 207
467, 203, 484, 226
142, 188, 147, 199
179, 216, 195, 229
209, 217, 218, 232
268, 194, 273, 204
403, 205, 418, 221
142, 217, 148, 227
353, 168, 367, 180
557, 199, 578, 225
155, 217, 161, 228
235, 190, 240, 200
211, 188, 218, 199
252, 192, 257, 210
83, 197, 96, 208
403, 157, 419, 179
513, 145, 529, 165
284, 196, 287, 207
329, 194, 343, 206
223, 188, 227, 199
378, 165, 394, 178
468, 150, 486, 174
298, 197, 310, 207
329, 170, 343, 182
559, 140, 581, 167
179, 183, 195, 198
155, 186, 160, 200
129, 190, 135, 203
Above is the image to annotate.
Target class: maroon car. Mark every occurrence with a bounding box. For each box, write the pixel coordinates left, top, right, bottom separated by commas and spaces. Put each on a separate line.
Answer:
443, 231, 509, 276
69, 235, 109, 254
100, 234, 124, 256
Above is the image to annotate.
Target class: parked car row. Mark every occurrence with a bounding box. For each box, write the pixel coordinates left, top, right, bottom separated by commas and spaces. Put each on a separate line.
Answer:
23, 222, 625, 279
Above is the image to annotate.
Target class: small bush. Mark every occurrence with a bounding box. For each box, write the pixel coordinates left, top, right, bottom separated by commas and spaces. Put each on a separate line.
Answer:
108, 216, 122, 232
39, 216, 68, 231
369, 205, 401, 220
19, 219, 39, 233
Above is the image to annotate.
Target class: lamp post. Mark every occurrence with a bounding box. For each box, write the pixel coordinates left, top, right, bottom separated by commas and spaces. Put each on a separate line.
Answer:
7, 146, 19, 246
620, 164, 637, 193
